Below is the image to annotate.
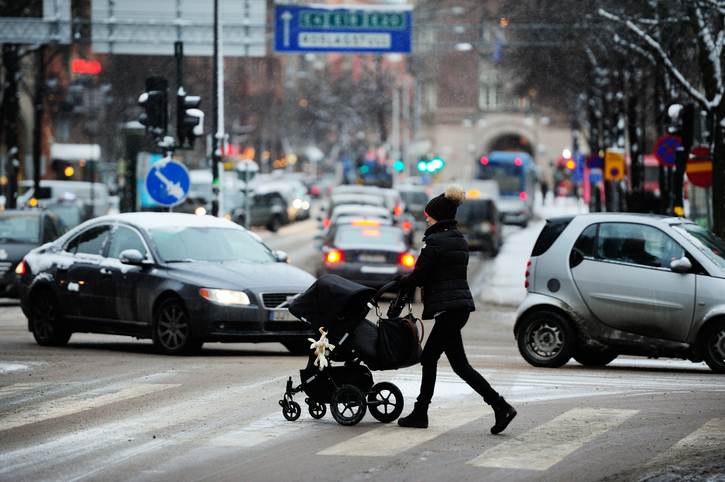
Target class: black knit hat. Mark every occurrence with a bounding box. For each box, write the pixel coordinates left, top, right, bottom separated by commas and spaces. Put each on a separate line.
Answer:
425, 184, 465, 220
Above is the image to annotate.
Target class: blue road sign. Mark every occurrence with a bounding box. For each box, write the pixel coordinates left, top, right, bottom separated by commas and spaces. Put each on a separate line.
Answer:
589, 168, 603, 184
572, 152, 585, 183
145, 157, 190, 207
274, 5, 412, 54
654, 134, 681, 167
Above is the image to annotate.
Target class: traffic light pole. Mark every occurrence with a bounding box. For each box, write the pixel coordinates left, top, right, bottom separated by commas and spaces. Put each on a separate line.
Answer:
211, 0, 221, 217
673, 103, 694, 216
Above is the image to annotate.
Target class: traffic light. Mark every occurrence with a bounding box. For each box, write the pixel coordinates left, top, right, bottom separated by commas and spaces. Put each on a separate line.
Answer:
138, 75, 168, 137
176, 87, 204, 148
667, 103, 694, 151
417, 157, 444, 173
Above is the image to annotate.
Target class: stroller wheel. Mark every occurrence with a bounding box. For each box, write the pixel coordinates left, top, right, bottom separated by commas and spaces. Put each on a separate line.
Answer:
368, 382, 404, 423
330, 385, 367, 426
281, 399, 301, 421
306, 398, 327, 419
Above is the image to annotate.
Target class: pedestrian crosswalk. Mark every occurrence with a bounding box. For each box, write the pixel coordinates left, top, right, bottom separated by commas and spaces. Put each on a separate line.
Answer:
467, 408, 638, 470
0, 377, 723, 480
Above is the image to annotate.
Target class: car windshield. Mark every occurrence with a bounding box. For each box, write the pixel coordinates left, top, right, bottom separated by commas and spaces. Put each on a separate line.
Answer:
48, 204, 82, 228
457, 201, 493, 222
333, 226, 406, 249
150, 226, 276, 262
673, 223, 725, 269
0, 214, 39, 242
400, 191, 428, 207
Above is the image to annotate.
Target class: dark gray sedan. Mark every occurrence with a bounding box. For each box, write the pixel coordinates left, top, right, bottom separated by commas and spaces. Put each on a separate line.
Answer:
17, 212, 316, 355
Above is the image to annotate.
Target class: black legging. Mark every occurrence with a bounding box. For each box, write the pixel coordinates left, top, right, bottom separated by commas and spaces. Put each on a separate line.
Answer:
416, 310, 500, 406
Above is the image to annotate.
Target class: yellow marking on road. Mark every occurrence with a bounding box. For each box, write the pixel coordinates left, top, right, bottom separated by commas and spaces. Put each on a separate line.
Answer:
647, 418, 725, 466
318, 406, 484, 456
180, 413, 315, 447
467, 408, 638, 471
0, 383, 179, 431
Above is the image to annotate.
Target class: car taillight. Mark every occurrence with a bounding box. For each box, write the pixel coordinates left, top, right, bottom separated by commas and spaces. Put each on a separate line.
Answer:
394, 205, 403, 215
520, 192, 527, 201
326, 250, 344, 264
399, 253, 415, 267
402, 221, 412, 231
323, 218, 331, 228
15, 260, 25, 275
524, 260, 531, 288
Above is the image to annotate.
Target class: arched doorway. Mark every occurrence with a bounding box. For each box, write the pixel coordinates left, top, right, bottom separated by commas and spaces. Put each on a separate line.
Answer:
488, 133, 533, 156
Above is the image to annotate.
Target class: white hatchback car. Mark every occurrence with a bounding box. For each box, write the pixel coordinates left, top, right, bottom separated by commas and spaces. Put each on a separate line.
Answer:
515, 213, 725, 373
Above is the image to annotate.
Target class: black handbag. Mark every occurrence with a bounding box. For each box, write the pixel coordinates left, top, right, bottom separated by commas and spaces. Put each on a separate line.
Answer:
376, 313, 424, 369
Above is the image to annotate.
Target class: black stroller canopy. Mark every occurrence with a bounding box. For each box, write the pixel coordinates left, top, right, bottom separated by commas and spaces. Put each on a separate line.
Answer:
290, 274, 377, 332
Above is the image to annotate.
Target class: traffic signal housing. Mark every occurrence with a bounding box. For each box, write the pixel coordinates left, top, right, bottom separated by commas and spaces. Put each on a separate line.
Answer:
138, 75, 168, 137
177, 87, 204, 149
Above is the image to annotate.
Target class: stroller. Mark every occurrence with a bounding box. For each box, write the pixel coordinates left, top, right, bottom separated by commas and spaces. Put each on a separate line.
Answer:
279, 274, 423, 426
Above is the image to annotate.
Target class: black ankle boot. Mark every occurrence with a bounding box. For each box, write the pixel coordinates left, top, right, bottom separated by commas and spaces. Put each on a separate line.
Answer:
490, 396, 516, 434
398, 402, 429, 428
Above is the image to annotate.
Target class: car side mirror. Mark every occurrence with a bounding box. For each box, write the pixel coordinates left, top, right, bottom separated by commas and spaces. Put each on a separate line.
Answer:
119, 249, 146, 266
274, 250, 289, 263
670, 256, 692, 273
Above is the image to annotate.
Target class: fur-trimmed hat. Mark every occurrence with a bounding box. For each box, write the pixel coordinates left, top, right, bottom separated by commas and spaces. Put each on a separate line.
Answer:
425, 184, 466, 220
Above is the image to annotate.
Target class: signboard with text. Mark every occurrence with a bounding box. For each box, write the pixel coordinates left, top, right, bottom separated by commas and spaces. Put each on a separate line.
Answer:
274, 5, 412, 53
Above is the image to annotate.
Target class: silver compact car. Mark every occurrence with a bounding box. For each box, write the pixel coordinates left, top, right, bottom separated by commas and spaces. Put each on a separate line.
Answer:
515, 213, 725, 373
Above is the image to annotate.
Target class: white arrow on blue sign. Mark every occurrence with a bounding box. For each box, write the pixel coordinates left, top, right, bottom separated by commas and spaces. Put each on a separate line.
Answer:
274, 5, 412, 54
145, 157, 190, 207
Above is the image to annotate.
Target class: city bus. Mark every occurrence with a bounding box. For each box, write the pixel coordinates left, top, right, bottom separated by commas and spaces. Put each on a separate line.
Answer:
476, 151, 537, 226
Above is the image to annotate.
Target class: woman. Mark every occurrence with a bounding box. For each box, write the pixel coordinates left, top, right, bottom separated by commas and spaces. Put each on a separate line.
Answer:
396, 184, 516, 434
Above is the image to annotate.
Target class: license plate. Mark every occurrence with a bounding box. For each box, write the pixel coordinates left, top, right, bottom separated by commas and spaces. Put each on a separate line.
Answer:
358, 254, 386, 263
270, 310, 296, 321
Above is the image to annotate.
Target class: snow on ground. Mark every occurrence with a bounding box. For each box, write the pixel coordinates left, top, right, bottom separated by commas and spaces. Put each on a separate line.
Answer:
479, 195, 588, 308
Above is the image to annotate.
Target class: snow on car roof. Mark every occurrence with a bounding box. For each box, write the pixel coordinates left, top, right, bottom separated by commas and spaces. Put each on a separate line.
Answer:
99, 212, 245, 231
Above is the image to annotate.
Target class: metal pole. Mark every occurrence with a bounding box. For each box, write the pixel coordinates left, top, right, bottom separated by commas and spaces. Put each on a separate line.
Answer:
211, 0, 220, 216
33, 45, 45, 198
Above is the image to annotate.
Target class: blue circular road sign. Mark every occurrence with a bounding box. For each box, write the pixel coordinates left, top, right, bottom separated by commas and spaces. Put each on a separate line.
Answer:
654, 134, 681, 167
145, 158, 190, 207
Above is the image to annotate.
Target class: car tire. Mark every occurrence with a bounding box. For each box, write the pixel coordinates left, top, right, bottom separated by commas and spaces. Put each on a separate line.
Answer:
153, 298, 203, 356
516, 309, 576, 368
30, 289, 71, 347
701, 320, 725, 374
268, 216, 282, 233
573, 347, 618, 367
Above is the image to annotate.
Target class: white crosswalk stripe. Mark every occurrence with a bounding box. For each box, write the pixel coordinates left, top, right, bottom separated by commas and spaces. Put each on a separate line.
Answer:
467, 407, 639, 470
179, 413, 316, 447
318, 405, 484, 456
646, 418, 725, 467
0, 383, 180, 432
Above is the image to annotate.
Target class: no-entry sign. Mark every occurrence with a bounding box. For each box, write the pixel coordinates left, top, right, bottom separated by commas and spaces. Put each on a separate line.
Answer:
686, 146, 712, 188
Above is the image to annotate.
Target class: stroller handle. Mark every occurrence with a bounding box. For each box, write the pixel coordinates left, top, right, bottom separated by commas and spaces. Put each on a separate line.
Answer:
367, 280, 399, 309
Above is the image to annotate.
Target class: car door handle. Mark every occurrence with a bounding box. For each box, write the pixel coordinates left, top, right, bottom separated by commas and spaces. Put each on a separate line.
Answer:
100, 268, 112, 276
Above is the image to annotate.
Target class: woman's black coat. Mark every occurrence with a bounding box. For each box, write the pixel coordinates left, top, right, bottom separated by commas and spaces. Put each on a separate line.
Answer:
398, 219, 475, 319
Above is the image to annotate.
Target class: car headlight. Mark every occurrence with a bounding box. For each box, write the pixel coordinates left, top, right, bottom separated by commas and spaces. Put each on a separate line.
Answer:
199, 288, 251, 305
